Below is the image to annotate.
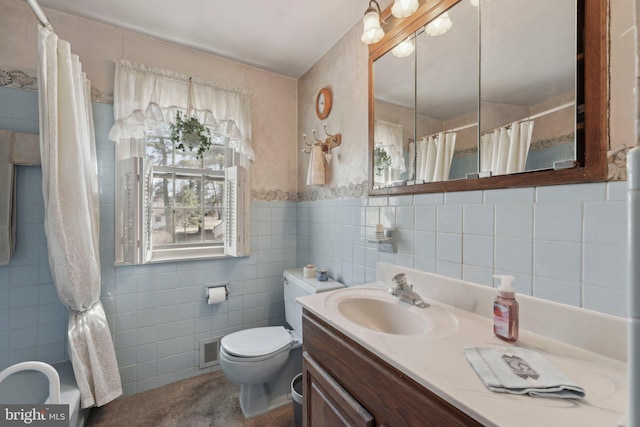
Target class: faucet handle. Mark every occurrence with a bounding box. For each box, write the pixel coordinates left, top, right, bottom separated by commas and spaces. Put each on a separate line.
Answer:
392, 273, 409, 289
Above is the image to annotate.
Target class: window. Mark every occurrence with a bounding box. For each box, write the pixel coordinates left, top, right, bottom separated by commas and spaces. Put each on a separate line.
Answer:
110, 61, 253, 264
147, 133, 226, 246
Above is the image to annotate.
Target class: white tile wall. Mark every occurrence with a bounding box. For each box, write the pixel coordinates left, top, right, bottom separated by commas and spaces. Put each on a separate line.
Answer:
104, 197, 295, 396
298, 182, 629, 318
534, 203, 583, 242
534, 241, 582, 282
495, 204, 533, 239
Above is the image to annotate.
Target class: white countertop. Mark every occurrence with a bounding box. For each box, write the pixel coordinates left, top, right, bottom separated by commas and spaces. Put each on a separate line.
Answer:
297, 266, 628, 427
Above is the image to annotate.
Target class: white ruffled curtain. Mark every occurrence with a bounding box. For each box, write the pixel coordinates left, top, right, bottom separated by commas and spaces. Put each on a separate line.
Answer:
374, 120, 406, 176
108, 60, 254, 164
480, 120, 534, 176
415, 132, 457, 182
37, 26, 122, 408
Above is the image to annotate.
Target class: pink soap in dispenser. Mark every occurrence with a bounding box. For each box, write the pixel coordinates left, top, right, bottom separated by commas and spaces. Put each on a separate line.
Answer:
493, 274, 519, 342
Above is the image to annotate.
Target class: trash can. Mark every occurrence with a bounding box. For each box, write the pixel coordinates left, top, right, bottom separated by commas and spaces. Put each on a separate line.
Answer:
291, 373, 303, 427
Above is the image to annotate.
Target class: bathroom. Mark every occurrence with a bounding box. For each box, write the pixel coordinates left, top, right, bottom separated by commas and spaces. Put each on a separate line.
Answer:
0, 0, 637, 425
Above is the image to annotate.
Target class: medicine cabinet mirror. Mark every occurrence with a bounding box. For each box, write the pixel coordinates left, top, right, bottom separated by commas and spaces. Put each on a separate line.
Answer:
369, 0, 607, 195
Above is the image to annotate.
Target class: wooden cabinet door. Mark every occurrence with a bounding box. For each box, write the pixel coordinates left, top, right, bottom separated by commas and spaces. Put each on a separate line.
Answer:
303, 311, 483, 427
303, 352, 374, 427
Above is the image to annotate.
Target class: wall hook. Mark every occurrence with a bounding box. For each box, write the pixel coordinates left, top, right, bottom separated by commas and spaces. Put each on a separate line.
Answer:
311, 129, 324, 143
322, 124, 342, 152
302, 124, 342, 155
302, 134, 314, 154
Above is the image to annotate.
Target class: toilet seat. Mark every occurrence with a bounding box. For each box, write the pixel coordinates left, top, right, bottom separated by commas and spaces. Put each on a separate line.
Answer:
221, 326, 294, 358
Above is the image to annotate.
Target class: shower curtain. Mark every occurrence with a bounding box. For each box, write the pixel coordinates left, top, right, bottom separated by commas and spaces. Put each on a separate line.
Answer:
480, 120, 534, 176
416, 132, 456, 182
37, 26, 122, 408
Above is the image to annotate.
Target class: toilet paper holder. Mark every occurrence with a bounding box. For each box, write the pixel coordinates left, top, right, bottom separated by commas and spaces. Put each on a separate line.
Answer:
205, 284, 229, 304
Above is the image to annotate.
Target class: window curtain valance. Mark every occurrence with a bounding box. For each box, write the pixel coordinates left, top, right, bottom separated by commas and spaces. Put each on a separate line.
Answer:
108, 60, 254, 161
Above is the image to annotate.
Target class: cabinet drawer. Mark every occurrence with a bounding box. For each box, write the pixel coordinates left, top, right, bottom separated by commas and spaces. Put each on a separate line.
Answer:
303, 352, 374, 427
303, 311, 481, 427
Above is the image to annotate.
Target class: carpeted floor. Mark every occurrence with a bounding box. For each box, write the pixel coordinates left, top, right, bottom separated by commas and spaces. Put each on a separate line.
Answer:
86, 371, 295, 427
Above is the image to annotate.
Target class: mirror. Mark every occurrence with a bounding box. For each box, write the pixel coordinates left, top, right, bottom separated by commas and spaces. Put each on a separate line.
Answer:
368, 0, 607, 195
373, 31, 416, 186
415, 1, 478, 183
480, 0, 576, 177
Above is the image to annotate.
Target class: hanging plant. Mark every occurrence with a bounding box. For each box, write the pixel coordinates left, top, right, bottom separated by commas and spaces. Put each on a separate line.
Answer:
170, 111, 212, 158
169, 76, 213, 159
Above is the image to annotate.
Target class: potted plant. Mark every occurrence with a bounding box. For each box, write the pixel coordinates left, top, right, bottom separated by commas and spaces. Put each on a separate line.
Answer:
169, 111, 213, 159
374, 146, 392, 176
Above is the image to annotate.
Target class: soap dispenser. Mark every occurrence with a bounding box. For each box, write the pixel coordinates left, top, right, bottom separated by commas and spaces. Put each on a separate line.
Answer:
493, 274, 519, 342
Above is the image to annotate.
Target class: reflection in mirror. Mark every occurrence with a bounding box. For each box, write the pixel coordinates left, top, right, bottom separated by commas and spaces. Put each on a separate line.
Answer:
369, 0, 606, 196
373, 0, 481, 188
414, 1, 478, 183
373, 32, 416, 188
480, 0, 577, 177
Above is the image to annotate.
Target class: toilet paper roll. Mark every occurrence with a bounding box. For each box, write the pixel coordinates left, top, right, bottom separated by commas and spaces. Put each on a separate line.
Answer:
207, 287, 227, 305
303, 264, 316, 278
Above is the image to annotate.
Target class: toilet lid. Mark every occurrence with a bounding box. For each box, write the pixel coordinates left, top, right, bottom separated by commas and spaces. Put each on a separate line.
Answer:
221, 326, 293, 357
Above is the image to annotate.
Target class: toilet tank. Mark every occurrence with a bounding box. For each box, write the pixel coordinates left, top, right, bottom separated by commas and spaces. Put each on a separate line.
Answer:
283, 269, 344, 339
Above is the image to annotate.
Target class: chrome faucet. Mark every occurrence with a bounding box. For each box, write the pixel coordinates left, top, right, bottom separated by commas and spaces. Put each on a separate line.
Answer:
387, 273, 429, 308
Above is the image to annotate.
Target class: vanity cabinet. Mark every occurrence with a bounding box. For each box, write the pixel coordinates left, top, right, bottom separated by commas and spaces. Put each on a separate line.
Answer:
302, 311, 482, 427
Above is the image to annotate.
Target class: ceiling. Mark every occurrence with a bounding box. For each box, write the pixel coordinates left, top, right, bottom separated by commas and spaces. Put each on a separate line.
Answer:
37, 0, 393, 79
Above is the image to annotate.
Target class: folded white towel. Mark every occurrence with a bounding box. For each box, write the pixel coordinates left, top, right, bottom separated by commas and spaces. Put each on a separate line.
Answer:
306, 144, 326, 186
464, 346, 585, 399
11, 132, 41, 165
0, 130, 16, 265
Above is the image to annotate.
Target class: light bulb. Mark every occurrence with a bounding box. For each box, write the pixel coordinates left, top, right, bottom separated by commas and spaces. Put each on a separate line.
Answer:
391, 38, 415, 57
361, 9, 384, 44
391, 0, 419, 18
425, 12, 453, 36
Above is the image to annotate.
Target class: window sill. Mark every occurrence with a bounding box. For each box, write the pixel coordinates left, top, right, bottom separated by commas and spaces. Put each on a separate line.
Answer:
114, 246, 240, 266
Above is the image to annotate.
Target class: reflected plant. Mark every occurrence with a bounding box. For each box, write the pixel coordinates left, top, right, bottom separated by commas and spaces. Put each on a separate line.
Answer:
374, 146, 392, 176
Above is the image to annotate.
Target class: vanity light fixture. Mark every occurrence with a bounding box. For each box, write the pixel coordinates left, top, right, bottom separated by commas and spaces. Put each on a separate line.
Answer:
362, 0, 423, 45
361, 0, 385, 44
391, 37, 415, 57
425, 11, 453, 36
391, 0, 419, 18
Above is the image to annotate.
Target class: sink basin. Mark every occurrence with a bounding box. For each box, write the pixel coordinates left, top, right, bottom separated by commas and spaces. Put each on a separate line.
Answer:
337, 297, 428, 335
324, 287, 458, 337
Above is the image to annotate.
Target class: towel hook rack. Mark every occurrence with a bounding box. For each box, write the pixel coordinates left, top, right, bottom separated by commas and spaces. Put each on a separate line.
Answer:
302, 124, 342, 155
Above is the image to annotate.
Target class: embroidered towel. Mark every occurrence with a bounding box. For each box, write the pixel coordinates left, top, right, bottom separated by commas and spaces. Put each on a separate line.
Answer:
464, 346, 585, 399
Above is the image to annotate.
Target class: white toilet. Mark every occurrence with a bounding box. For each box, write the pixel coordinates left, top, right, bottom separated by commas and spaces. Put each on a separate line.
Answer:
219, 269, 344, 418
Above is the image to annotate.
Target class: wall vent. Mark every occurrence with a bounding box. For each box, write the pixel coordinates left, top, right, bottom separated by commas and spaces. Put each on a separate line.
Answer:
199, 337, 221, 369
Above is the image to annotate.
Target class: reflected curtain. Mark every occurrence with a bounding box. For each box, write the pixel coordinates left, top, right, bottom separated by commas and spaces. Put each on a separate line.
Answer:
37, 26, 122, 408
416, 132, 456, 182
480, 120, 534, 175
